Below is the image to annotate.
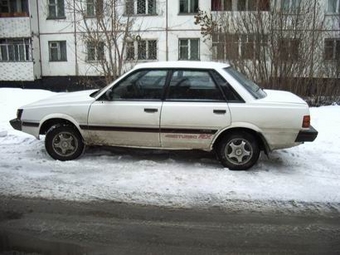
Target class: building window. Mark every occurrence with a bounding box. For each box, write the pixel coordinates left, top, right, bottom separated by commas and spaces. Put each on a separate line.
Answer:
324, 38, 340, 60
125, 0, 156, 15
49, 41, 67, 61
211, 0, 232, 11
0, 38, 31, 62
179, 39, 200, 60
212, 0, 269, 11
48, 0, 65, 18
281, 0, 301, 13
138, 40, 157, 60
212, 33, 267, 61
87, 41, 104, 61
86, 0, 103, 17
327, 0, 340, 14
0, 0, 29, 16
278, 38, 300, 61
126, 40, 157, 60
179, 0, 199, 14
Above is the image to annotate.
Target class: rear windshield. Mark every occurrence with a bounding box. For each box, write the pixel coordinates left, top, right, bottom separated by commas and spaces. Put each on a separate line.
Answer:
223, 67, 266, 99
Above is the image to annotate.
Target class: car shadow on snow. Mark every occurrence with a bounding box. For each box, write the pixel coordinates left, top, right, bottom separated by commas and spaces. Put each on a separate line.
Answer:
83, 146, 221, 166
82, 146, 292, 171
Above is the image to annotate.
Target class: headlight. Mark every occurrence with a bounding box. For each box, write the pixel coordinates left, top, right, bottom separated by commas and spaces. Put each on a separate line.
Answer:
17, 109, 23, 120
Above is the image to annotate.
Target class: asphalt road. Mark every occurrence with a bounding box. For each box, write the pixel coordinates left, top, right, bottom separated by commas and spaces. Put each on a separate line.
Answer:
0, 196, 340, 255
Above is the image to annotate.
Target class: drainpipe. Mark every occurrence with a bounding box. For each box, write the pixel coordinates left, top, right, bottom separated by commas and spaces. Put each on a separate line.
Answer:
166, 0, 169, 61
73, 0, 78, 76
35, 0, 43, 80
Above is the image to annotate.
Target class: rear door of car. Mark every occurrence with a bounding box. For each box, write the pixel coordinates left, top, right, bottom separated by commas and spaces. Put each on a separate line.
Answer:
86, 69, 167, 147
160, 69, 232, 150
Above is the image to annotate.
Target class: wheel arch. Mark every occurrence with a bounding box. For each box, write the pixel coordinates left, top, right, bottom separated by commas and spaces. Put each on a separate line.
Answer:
212, 127, 270, 155
39, 115, 83, 137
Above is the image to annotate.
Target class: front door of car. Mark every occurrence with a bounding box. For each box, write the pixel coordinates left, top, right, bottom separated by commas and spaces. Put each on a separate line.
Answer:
160, 69, 231, 150
86, 69, 168, 148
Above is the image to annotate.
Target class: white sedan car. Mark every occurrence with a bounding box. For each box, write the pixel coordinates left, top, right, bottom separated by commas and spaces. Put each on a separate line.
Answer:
10, 61, 318, 170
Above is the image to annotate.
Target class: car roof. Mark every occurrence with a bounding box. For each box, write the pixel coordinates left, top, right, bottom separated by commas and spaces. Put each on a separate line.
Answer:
134, 61, 230, 70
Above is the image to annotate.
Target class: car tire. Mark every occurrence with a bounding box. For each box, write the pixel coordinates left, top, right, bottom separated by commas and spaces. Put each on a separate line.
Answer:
216, 132, 260, 170
45, 124, 85, 161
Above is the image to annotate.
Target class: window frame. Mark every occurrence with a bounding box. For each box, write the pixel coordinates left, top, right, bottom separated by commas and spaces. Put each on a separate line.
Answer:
49, 41, 67, 62
178, 38, 200, 61
0, 38, 31, 62
87, 41, 104, 62
125, 0, 157, 15
327, 0, 340, 14
179, 0, 199, 14
278, 38, 300, 61
324, 38, 340, 61
47, 0, 65, 19
86, 0, 103, 17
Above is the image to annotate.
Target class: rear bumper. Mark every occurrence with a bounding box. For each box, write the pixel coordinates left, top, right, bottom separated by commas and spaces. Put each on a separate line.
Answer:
295, 126, 318, 142
9, 118, 22, 131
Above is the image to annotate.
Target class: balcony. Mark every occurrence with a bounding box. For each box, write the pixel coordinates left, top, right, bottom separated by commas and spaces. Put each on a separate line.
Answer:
0, 15, 31, 37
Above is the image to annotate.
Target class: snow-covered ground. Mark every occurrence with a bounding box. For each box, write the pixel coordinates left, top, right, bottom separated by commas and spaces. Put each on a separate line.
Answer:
1, 88, 340, 212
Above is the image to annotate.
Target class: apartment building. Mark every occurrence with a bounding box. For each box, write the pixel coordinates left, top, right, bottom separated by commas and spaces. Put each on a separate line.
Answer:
0, 0, 339, 90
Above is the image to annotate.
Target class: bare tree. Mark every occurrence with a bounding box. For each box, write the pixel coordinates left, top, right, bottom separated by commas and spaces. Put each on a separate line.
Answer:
67, 0, 139, 85
195, 0, 333, 99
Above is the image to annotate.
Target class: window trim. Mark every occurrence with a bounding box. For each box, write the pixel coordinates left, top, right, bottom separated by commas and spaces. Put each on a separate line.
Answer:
86, 41, 104, 62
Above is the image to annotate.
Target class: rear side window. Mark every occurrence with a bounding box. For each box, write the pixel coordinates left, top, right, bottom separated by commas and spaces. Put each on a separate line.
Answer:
166, 70, 225, 101
224, 67, 266, 99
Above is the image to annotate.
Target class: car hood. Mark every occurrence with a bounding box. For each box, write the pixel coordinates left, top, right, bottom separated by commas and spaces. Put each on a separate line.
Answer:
22, 89, 98, 108
260, 89, 307, 105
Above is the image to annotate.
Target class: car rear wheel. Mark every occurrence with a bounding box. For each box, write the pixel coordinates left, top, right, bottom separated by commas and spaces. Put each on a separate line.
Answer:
45, 124, 84, 161
216, 132, 260, 170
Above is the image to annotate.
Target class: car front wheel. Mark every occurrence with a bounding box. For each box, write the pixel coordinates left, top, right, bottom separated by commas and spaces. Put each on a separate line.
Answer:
216, 132, 260, 170
45, 124, 84, 161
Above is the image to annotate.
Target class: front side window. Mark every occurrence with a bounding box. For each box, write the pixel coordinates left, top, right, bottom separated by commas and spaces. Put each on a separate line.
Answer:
167, 70, 224, 101
126, 0, 156, 15
87, 41, 104, 61
179, 0, 199, 14
327, 0, 340, 13
211, 0, 232, 11
179, 39, 200, 60
48, 0, 65, 18
0, 38, 31, 62
49, 41, 67, 61
324, 38, 340, 60
109, 70, 167, 100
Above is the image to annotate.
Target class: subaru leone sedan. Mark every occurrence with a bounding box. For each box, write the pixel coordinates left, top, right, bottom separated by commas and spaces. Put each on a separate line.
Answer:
10, 61, 318, 170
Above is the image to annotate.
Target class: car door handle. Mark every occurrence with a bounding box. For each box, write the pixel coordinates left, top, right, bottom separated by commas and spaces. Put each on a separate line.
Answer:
213, 110, 226, 114
144, 108, 158, 113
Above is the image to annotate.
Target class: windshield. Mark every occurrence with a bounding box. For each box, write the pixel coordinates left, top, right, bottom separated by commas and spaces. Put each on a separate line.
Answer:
224, 67, 266, 99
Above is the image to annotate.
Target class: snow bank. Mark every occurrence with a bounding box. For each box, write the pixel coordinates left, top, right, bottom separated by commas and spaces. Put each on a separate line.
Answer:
0, 88, 339, 212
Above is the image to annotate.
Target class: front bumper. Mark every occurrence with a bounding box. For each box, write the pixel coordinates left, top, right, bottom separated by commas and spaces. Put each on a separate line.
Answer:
10, 118, 22, 131
295, 125, 318, 142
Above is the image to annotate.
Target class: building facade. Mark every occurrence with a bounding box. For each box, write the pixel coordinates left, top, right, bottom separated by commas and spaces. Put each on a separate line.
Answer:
0, 0, 339, 91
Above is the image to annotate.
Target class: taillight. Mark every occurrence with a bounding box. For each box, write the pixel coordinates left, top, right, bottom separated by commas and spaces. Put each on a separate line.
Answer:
302, 115, 310, 128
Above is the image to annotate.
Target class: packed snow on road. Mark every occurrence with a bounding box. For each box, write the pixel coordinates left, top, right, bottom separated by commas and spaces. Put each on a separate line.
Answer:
0, 88, 339, 212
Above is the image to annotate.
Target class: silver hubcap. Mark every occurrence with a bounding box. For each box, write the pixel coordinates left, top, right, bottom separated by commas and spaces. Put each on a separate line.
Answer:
225, 138, 253, 166
52, 132, 78, 157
